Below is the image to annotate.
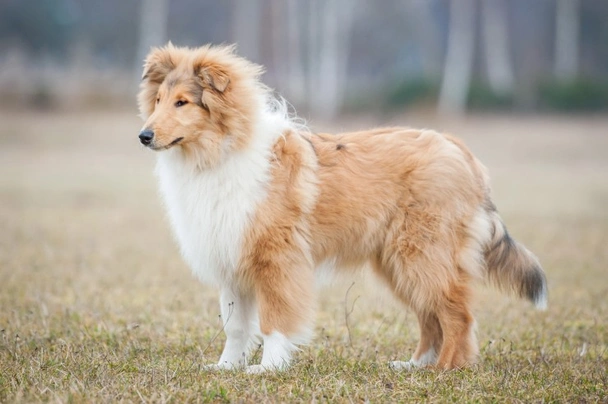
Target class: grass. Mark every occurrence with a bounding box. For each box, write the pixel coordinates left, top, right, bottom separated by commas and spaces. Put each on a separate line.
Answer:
0, 109, 607, 402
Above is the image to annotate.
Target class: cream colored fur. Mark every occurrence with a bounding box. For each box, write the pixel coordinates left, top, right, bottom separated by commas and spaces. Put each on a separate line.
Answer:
138, 43, 547, 372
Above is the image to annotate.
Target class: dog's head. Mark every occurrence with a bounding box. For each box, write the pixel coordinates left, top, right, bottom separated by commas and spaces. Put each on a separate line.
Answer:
138, 43, 264, 167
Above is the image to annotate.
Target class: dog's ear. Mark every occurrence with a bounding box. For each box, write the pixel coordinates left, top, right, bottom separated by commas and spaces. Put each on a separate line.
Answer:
138, 43, 186, 118
198, 65, 230, 93
141, 44, 179, 84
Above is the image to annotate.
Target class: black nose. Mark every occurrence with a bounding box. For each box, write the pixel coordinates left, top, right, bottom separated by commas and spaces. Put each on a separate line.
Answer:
139, 129, 154, 145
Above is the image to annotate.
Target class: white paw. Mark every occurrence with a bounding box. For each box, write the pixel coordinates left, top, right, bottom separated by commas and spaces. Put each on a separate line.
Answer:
389, 360, 417, 371
246, 364, 269, 374
245, 362, 288, 374
202, 361, 243, 371
259, 332, 294, 371
390, 348, 437, 371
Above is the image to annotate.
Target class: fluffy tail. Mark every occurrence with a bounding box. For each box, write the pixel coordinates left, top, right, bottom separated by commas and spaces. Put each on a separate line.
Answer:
484, 208, 547, 310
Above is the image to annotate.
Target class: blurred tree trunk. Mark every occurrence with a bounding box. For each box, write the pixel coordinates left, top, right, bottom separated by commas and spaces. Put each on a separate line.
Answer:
232, 0, 261, 62
308, 0, 356, 119
407, 0, 442, 78
269, 0, 306, 105
136, 0, 169, 78
307, 0, 320, 113
286, 0, 306, 104
482, 0, 514, 95
554, 0, 580, 80
512, 1, 550, 110
271, 0, 286, 90
438, 0, 476, 115
314, 0, 341, 119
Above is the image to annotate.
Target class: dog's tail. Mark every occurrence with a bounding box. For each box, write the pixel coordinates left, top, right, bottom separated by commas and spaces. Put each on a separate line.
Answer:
483, 205, 547, 310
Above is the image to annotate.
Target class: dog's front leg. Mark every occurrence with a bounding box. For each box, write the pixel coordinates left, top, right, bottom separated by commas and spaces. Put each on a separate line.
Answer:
244, 257, 315, 374
208, 287, 255, 370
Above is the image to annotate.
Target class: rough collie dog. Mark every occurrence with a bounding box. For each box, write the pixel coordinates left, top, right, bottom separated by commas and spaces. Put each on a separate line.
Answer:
137, 43, 547, 373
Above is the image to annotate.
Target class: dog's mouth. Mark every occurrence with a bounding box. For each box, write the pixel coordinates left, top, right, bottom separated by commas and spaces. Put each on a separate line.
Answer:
150, 137, 184, 151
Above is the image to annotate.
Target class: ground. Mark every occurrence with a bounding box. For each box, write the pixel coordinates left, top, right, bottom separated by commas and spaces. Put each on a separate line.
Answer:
0, 109, 606, 402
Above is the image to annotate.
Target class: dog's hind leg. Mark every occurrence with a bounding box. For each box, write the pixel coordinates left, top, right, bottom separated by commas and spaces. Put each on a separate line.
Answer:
390, 311, 442, 370
378, 203, 479, 370
433, 277, 478, 369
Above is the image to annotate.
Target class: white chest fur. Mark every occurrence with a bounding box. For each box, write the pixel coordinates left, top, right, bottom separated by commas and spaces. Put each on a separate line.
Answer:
155, 121, 282, 286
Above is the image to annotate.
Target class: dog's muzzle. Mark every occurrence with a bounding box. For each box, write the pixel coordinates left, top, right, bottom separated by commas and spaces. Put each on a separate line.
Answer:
139, 129, 154, 146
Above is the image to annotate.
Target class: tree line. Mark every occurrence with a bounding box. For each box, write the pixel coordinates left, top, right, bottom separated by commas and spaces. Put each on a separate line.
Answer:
1, 0, 607, 115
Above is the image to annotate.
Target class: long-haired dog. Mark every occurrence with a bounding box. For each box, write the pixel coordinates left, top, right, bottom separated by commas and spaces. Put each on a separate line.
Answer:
138, 43, 547, 373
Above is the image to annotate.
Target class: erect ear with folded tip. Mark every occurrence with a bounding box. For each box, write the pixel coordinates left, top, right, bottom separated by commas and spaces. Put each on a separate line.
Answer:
199, 65, 230, 93
142, 45, 177, 84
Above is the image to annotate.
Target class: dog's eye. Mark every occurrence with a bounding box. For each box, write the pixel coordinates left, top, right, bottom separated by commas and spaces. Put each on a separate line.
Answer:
175, 100, 188, 107
156, 98, 160, 104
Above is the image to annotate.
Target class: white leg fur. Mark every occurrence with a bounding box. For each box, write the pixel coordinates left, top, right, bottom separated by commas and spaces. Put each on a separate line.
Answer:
206, 288, 255, 370
247, 332, 296, 374
389, 347, 438, 371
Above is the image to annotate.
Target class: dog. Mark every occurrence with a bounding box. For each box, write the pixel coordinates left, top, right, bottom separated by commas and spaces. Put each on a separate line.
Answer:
137, 43, 547, 373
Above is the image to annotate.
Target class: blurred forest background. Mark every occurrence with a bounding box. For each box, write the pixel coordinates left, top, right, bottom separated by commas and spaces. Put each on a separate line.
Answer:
1, 0, 607, 118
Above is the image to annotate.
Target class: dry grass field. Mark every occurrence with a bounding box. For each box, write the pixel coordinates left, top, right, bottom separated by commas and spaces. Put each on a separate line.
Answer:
0, 109, 607, 402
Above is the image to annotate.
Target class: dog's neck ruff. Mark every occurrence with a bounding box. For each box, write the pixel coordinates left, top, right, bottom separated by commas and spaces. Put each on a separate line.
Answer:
155, 109, 290, 286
